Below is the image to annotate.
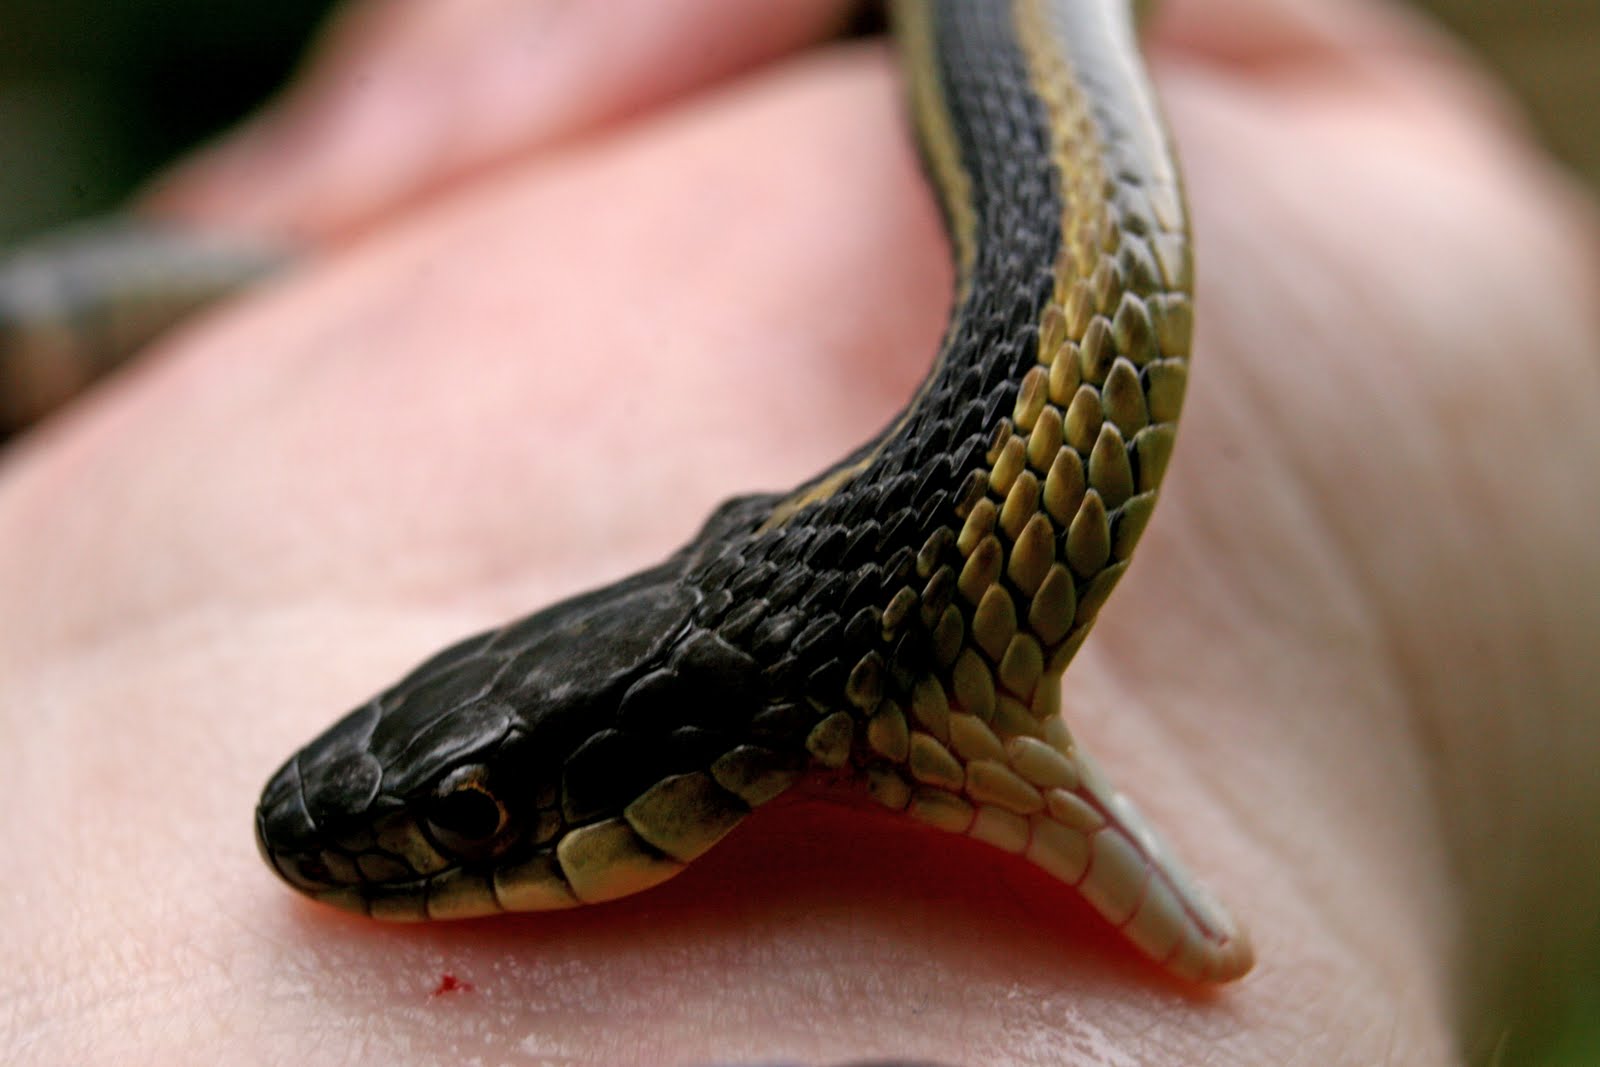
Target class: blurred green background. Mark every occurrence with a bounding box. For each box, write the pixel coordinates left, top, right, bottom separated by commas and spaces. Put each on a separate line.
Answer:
1422, 0, 1599, 188
0, 1, 1595, 1063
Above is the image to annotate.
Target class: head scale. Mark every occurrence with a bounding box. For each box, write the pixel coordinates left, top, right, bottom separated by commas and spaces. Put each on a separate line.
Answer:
255, 564, 741, 918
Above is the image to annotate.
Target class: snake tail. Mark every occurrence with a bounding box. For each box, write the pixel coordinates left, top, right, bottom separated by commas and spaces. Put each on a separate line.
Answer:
255, 0, 1252, 984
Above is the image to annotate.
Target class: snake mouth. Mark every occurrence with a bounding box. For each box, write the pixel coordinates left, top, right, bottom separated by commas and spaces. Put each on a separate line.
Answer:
310, 877, 473, 922
254, 735, 522, 917
274, 845, 586, 923
255, 789, 590, 923
256, 754, 588, 921
254, 758, 453, 913
255, 806, 476, 920
256, 815, 500, 923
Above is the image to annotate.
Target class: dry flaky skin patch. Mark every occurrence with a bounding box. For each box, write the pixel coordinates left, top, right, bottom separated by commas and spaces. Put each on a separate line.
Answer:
252, 0, 1251, 985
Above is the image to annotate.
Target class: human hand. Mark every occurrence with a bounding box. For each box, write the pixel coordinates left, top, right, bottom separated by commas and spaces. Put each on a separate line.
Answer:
4, 0, 1597, 1063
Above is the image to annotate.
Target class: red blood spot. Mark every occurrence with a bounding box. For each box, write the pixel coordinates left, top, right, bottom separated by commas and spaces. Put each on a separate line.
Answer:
432, 972, 475, 996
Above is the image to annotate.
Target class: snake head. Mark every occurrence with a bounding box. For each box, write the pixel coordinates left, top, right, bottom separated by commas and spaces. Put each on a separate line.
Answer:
255, 563, 775, 920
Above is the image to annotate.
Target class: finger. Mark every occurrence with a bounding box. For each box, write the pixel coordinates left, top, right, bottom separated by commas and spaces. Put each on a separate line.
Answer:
141, 0, 855, 242
1153, 0, 1447, 70
1149, 0, 1536, 146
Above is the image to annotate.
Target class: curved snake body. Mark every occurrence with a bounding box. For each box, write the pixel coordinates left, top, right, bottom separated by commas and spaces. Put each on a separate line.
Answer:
223, 0, 1244, 983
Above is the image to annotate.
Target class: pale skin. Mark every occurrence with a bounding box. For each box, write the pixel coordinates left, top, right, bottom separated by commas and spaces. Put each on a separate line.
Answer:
2, 0, 1597, 1063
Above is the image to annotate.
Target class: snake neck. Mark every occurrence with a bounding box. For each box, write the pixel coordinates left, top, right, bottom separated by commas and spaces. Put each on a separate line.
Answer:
677, 0, 1192, 787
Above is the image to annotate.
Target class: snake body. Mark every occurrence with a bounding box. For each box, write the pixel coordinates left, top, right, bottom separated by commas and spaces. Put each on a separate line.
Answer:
252, 0, 1251, 983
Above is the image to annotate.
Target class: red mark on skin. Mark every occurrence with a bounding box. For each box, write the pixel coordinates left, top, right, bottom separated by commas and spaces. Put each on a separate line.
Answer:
432, 972, 475, 996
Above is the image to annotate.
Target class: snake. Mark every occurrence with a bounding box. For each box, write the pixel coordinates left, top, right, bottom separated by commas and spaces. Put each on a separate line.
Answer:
1, 0, 1253, 983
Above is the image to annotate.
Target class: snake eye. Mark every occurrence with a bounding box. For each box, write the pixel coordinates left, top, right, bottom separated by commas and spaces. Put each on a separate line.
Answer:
424, 766, 509, 854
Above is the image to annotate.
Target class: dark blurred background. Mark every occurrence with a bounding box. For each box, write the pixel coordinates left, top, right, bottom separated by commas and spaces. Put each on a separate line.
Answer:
0, 0, 334, 242
0, 1, 1594, 1063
